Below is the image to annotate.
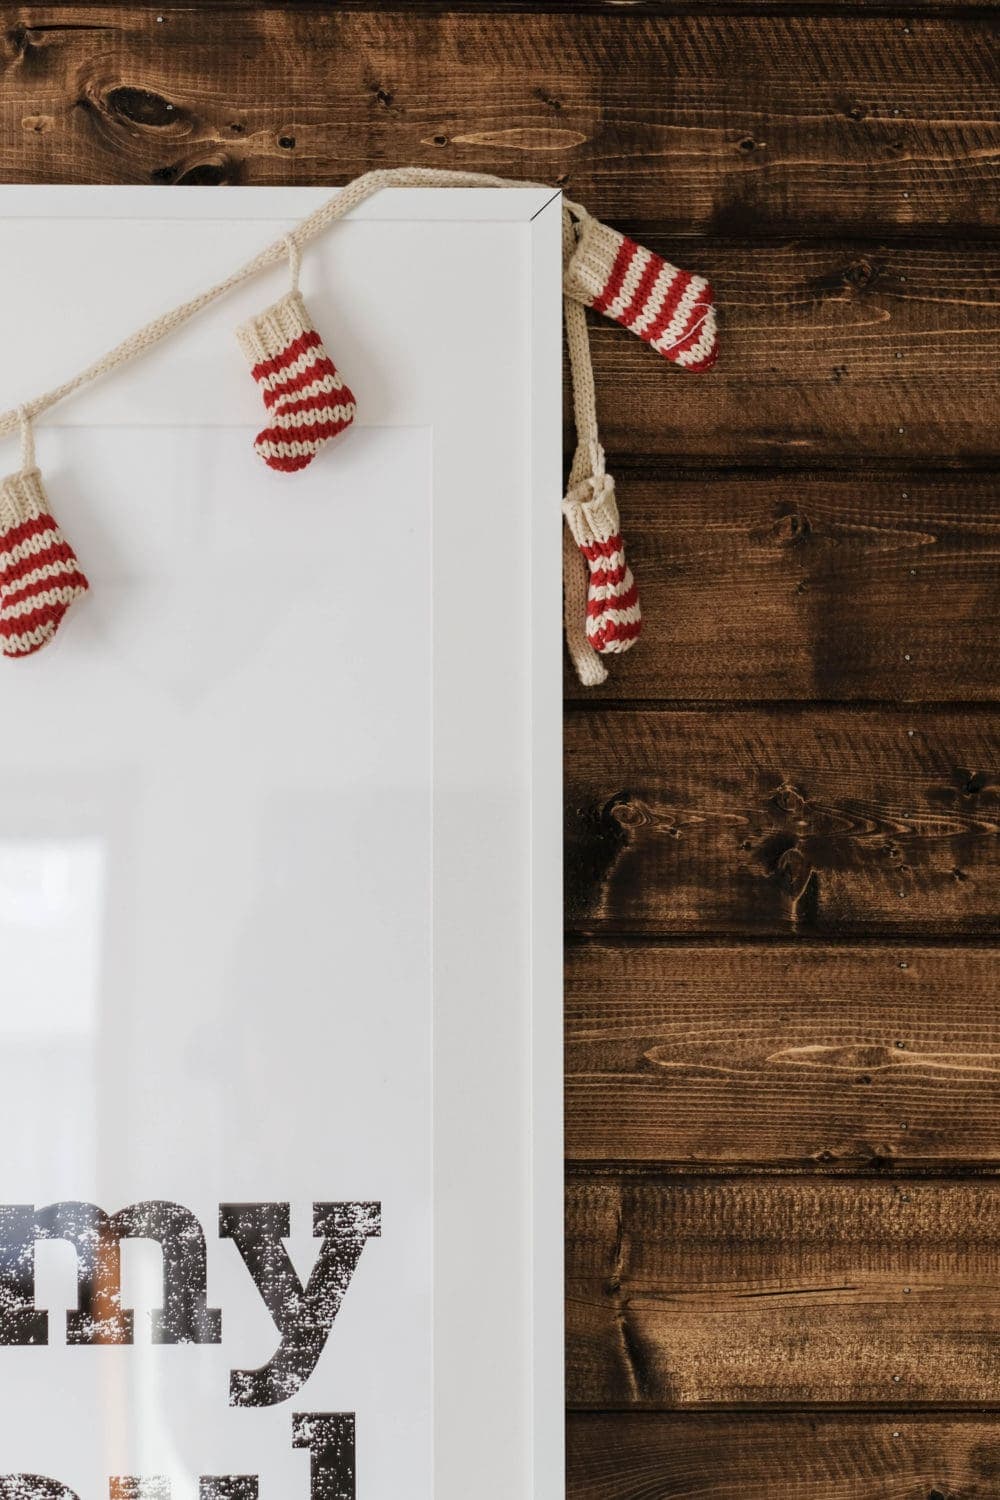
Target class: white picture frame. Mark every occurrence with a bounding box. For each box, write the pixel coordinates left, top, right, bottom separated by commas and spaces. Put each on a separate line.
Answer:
0, 187, 564, 1500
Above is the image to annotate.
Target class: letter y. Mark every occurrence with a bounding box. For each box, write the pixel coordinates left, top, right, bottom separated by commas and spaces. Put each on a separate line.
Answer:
220, 1203, 380, 1407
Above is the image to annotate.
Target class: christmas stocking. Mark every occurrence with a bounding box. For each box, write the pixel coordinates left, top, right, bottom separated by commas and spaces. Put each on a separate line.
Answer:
562, 457, 641, 656
0, 432, 89, 658
236, 282, 356, 473
564, 214, 718, 373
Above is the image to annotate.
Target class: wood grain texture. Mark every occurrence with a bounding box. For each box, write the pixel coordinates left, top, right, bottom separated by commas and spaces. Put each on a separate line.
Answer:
565, 708, 1000, 936
2, 2, 998, 1483
566, 943, 1000, 1167
566, 1176, 1000, 1408
582, 239, 1000, 463
29, 0, 1000, 13
1, 11, 999, 236
563, 471, 1000, 702
567, 1412, 1000, 1498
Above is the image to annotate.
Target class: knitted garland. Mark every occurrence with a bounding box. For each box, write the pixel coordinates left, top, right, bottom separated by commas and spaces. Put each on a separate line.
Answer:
0, 167, 718, 680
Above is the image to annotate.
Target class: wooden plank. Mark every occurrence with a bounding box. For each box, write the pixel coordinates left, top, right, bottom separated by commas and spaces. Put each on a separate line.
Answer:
566, 1176, 1000, 1407
566, 943, 1000, 1167
33, 1, 1000, 13
563, 471, 1000, 702
567, 1412, 1000, 1498
565, 708, 1000, 936
2, 12, 999, 236
579, 240, 1000, 463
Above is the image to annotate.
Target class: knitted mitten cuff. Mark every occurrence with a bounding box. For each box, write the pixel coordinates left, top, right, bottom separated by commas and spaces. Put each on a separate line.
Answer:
236, 290, 356, 472
563, 470, 641, 656
0, 467, 89, 658
564, 215, 718, 373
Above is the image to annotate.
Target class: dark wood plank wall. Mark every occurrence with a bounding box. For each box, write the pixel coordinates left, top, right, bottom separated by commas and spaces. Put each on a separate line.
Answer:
2, 4, 997, 1492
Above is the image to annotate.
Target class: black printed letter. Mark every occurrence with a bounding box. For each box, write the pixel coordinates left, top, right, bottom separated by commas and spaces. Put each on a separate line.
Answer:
0, 1202, 223, 1346
293, 1414, 356, 1500
0, 1207, 47, 1345
220, 1203, 380, 1407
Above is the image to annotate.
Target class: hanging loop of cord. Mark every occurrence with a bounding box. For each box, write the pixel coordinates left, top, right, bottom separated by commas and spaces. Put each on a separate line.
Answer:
18, 408, 35, 473
285, 234, 301, 294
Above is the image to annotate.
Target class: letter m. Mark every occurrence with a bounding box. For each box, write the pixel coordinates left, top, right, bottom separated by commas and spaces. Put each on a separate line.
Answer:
0, 1201, 221, 1346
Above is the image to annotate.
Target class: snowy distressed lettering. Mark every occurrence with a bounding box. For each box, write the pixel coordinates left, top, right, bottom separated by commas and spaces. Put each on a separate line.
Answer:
0, 1201, 381, 1498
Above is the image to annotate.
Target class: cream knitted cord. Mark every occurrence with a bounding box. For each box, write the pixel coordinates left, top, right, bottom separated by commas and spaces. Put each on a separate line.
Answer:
0, 168, 610, 683
561, 214, 609, 687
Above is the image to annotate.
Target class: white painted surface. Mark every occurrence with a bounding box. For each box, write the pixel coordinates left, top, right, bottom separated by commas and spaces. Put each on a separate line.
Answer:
0, 188, 563, 1499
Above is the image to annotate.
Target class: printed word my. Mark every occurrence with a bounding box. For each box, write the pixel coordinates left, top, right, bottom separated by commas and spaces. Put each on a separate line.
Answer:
0, 1201, 381, 1407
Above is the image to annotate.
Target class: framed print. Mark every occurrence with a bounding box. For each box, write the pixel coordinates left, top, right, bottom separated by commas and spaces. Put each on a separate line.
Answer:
0, 187, 563, 1499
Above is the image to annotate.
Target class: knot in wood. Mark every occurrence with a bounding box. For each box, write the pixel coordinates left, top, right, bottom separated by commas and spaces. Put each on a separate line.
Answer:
608, 793, 647, 831
842, 257, 879, 290
771, 783, 808, 817
173, 153, 242, 186
107, 86, 184, 129
773, 506, 812, 544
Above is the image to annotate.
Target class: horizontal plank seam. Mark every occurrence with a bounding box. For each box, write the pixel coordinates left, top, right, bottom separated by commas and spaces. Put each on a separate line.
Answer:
592, 229, 1000, 249
564, 1165, 1000, 1183
565, 1407, 1000, 1420
580, 455, 1000, 477
563, 698, 1000, 713
599, 458, 1000, 480
564, 1160, 1000, 1178
567, 927, 1000, 942
564, 930, 1000, 949
567, 1399, 1000, 1413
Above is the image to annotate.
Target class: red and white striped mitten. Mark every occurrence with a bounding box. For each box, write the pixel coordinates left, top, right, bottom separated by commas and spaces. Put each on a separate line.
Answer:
564, 215, 718, 373
0, 461, 88, 659
236, 290, 356, 473
562, 463, 641, 656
